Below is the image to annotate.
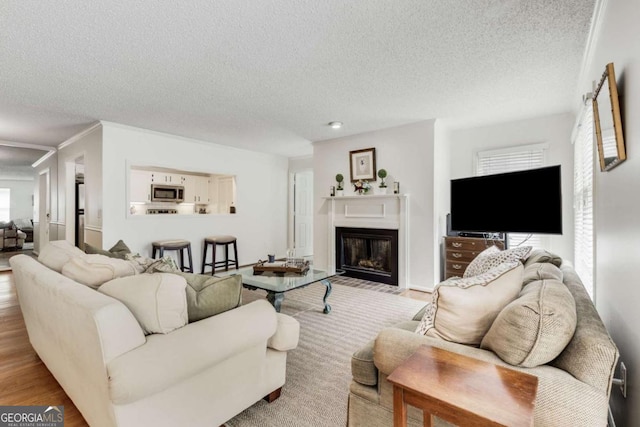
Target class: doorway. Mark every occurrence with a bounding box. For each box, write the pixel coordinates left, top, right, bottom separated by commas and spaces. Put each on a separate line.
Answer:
292, 170, 313, 258
37, 169, 50, 252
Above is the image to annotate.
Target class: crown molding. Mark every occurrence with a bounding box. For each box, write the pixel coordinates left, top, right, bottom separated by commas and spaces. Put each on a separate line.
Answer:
57, 121, 102, 150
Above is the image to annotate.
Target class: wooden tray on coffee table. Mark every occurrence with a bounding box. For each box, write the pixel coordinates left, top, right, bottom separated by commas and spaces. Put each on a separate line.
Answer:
253, 260, 310, 275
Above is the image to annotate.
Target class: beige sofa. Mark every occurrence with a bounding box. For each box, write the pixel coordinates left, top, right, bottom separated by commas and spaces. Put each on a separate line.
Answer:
0, 222, 26, 250
10, 241, 300, 427
348, 252, 619, 426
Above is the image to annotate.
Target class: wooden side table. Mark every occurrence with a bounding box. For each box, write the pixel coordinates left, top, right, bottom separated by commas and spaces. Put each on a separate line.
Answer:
387, 345, 538, 427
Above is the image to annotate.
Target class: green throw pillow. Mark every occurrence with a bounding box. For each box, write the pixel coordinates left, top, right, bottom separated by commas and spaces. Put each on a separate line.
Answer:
108, 240, 131, 259
85, 240, 132, 260
175, 272, 243, 323
85, 243, 115, 257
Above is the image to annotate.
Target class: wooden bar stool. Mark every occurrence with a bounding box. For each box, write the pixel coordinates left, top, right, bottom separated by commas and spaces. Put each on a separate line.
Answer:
201, 235, 238, 275
151, 239, 193, 273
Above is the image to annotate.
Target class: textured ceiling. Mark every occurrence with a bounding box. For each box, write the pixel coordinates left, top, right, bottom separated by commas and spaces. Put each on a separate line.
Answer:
0, 1, 596, 157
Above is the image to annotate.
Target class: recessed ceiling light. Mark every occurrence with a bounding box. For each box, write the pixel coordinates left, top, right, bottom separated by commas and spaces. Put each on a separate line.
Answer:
328, 121, 343, 129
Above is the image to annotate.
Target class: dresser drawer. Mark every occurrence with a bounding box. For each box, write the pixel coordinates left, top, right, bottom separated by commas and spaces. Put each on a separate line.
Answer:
445, 238, 504, 252
445, 250, 482, 263
445, 260, 470, 275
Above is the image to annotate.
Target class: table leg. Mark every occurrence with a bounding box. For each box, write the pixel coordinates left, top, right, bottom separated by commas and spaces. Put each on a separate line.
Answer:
393, 385, 407, 427
266, 291, 284, 313
320, 279, 332, 314
423, 412, 433, 427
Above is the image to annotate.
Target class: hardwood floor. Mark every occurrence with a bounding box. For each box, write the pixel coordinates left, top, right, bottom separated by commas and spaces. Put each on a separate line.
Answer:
0, 271, 88, 426
0, 270, 430, 426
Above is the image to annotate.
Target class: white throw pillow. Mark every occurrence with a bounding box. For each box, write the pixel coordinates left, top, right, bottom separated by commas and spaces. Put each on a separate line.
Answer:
98, 273, 188, 335
416, 261, 524, 345
38, 240, 88, 273
61, 254, 138, 289
463, 245, 532, 278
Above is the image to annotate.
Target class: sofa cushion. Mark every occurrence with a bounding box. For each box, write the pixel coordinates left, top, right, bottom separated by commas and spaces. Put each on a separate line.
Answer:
352, 320, 418, 387
61, 254, 138, 289
463, 245, 532, 278
99, 273, 188, 335
481, 278, 577, 367
416, 262, 523, 345
39, 240, 87, 272
523, 262, 563, 286
524, 248, 563, 268
174, 272, 243, 322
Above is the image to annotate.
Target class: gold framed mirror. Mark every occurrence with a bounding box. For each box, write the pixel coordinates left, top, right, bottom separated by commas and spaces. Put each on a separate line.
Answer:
593, 62, 626, 171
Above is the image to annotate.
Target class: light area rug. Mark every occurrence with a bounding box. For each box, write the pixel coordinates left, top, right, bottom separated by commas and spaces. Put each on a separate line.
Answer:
225, 281, 427, 427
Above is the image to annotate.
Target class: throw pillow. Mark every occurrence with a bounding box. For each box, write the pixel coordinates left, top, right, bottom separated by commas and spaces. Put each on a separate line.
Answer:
416, 261, 524, 345
523, 262, 563, 286
39, 240, 88, 273
108, 239, 132, 259
524, 249, 563, 268
98, 273, 188, 335
61, 254, 139, 289
463, 245, 532, 278
174, 272, 243, 323
85, 240, 132, 260
481, 278, 577, 367
125, 253, 180, 274
84, 243, 115, 258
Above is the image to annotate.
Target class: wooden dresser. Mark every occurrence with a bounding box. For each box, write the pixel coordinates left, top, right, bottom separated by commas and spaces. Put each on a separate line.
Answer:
444, 236, 505, 279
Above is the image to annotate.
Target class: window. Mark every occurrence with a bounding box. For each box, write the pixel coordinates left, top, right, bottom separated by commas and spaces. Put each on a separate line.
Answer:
0, 189, 10, 222
573, 102, 594, 299
475, 143, 548, 249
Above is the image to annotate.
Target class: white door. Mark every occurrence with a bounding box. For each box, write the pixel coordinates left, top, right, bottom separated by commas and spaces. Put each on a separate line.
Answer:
293, 170, 313, 257
38, 170, 50, 249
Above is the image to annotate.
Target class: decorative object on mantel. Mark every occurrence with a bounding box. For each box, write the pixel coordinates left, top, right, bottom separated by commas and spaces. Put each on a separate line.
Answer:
393, 181, 400, 194
353, 180, 371, 195
376, 169, 388, 195
253, 260, 310, 275
335, 174, 344, 196
349, 147, 376, 182
593, 62, 626, 171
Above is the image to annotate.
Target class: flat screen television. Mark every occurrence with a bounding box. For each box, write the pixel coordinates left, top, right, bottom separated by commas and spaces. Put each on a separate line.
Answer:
450, 165, 562, 234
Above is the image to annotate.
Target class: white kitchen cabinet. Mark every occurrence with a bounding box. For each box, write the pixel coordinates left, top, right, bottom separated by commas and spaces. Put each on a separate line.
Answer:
150, 172, 181, 184
216, 176, 235, 213
194, 176, 210, 203
182, 175, 196, 202
130, 170, 152, 202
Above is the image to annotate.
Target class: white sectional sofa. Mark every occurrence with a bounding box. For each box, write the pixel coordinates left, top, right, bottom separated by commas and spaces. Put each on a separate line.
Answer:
10, 240, 300, 427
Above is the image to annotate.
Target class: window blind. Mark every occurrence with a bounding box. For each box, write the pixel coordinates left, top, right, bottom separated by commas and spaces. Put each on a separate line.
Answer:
475, 144, 547, 249
573, 103, 594, 299
0, 189, 10, 222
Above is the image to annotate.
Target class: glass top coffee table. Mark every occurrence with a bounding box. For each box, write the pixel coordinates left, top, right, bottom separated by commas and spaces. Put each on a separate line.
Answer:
217, 266, 342, 314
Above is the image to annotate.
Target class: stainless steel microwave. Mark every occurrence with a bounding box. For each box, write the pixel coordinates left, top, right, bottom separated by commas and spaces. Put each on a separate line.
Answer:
151, 184, 185, 203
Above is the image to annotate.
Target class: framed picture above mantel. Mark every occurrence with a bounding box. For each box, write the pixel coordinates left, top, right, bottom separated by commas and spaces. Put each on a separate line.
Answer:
349, 147, 376, 182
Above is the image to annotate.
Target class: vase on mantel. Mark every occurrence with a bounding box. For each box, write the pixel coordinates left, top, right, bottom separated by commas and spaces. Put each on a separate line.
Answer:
336, 190, 344, 197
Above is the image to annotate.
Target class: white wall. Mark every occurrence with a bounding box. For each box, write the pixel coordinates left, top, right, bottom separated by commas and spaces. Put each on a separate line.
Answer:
313, 120, 437, 289
0, 179, 33, 221
101, 122, 289, 269
578, 0, 640, 423
57, 124, 103, 248
445, 113, 575, 260
433, 121, 452, 280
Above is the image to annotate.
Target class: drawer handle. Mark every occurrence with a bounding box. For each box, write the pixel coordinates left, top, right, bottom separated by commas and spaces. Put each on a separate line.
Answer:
452, 264, 462, 270
452, 253, 463, 258
452, 242, 462, 248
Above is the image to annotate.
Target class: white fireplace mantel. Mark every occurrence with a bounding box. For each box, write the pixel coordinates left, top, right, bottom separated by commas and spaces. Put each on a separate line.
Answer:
324, 194, 409, 288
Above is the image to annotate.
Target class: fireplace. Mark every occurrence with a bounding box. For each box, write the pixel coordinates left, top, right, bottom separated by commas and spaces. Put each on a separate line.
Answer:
336, 227, 398, 285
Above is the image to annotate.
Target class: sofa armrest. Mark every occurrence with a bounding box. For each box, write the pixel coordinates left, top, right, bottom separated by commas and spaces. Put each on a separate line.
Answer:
374, 327, 499, 375
107, 299, 278, 405
267, 313, 300, 351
